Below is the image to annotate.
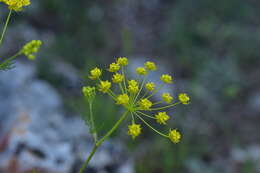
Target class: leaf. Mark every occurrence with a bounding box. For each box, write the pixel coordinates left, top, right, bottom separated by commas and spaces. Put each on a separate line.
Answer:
0, 59, 15, 71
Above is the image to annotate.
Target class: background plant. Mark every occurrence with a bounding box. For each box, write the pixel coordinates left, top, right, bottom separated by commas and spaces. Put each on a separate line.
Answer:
0, 0, 42, 71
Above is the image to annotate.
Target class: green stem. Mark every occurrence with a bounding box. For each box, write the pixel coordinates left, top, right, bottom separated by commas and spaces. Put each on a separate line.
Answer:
0, 10, 12, 46
140, 90, 149, 100
119, 83, 125, 94
134, 112, 168, 138
152, 101, 163, 105
134, 75, 147, 103
145, 84, 164, 99
108, 89, 117, 97
78, 111, 129, 173
96, 111, 128, 146
107, 89, 117, 101
131, 112, 135, 123
0, 51, 22, 69
78, 144, 98, 173
136, 111, 155, 119
122, 66, 128, 93
150, 102, 181, 111
89, 102, 97, 142
129, 92, 135, 105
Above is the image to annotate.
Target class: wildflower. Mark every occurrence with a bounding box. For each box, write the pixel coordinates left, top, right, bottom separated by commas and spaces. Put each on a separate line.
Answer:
89, 67, 102, 80
162, 93, 173, 103
138, 98, 152, 110
145, 82, 155, 92
155, 112, 170, 125
21, 40, 42, 60
168, 129, 181, 144
1, 0, 30, 11
178, 93, 190, 105
116, 94, 129, 105
108, 63, 120, 72
128, 80, 139, 93
160, 74, 173, 84
112, 73, 124, 83
85, 58, 189, 143
128, 123, 141, 139
144, 61, 157, 71
82, 86, 96, 102
98, 80, 111, 93
136, 67, 148, 75
117, 57, 128, 66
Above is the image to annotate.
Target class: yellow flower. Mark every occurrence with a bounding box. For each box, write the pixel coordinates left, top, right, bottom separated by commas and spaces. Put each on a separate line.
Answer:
155, 112, 170, 125
145, 82, 155, 91
162, 93, 173, 103
112, 73, 124, 83
108, 63, 120, 72
160, 74, 173, 84
117, 57, 128, 66
89, 67, 102, 80
168, 129, 181, 144
98, 80, 111, 93
85, 58, 190, 144
21, 40, 42, 60
1, 0, 30, 11
144, 61, 157, 71
82, 86, 96, 102
138, 98, 152, 110
136, 67, 148, 75
178, 93, 190, 105
128, 80, 139, 93
128, 123, 141, 139
116, 94, 129, 105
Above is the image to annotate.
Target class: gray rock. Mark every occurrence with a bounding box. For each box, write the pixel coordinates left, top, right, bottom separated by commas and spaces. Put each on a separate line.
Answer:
247, 92, 260, 115
232, 145, 260, 162
0, 62, 133, 173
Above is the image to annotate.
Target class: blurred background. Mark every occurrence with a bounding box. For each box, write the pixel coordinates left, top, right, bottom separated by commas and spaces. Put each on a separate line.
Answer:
0, 0, 260, 173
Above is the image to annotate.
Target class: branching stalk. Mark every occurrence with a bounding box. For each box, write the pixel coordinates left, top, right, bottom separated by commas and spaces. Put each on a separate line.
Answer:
78, 111, 129, 173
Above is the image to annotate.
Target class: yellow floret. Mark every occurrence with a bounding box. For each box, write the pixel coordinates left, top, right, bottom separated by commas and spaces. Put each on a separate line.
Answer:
162, 93, 173, 103
136, 67, 148, 75
21, 40, 42, 60
128, 80, 138, 86
155, 112, 170, 125
138, 98, 152, 110
145, 82, 155, 91
108, 63, 120, 72
168, 129, 181, 144
178, 93, 190, 104
1, 0, 30, 11
117, 57, 128, 66
144, 61, 157, 71
128, 123, 141, 139
98, 81, 111, 93
112, 73, 124, 83
128, 80, 139, 93
82, 86, 96, 100
160, 74, 173, 84
116, 94, 129, 105
89, 67, 102, 80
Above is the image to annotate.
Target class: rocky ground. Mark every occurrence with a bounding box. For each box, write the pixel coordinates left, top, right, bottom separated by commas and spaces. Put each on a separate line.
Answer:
0, 62, 133, 173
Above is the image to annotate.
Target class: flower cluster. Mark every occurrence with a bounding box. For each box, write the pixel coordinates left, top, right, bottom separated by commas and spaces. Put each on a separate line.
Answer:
83, 57, 190, 143
82, 86, 96, 103
21, 40, 42, 60
0, 0, 30, 11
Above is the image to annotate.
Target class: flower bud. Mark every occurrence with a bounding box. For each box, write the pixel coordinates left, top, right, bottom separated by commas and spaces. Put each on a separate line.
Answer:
82, 86, 96, 102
